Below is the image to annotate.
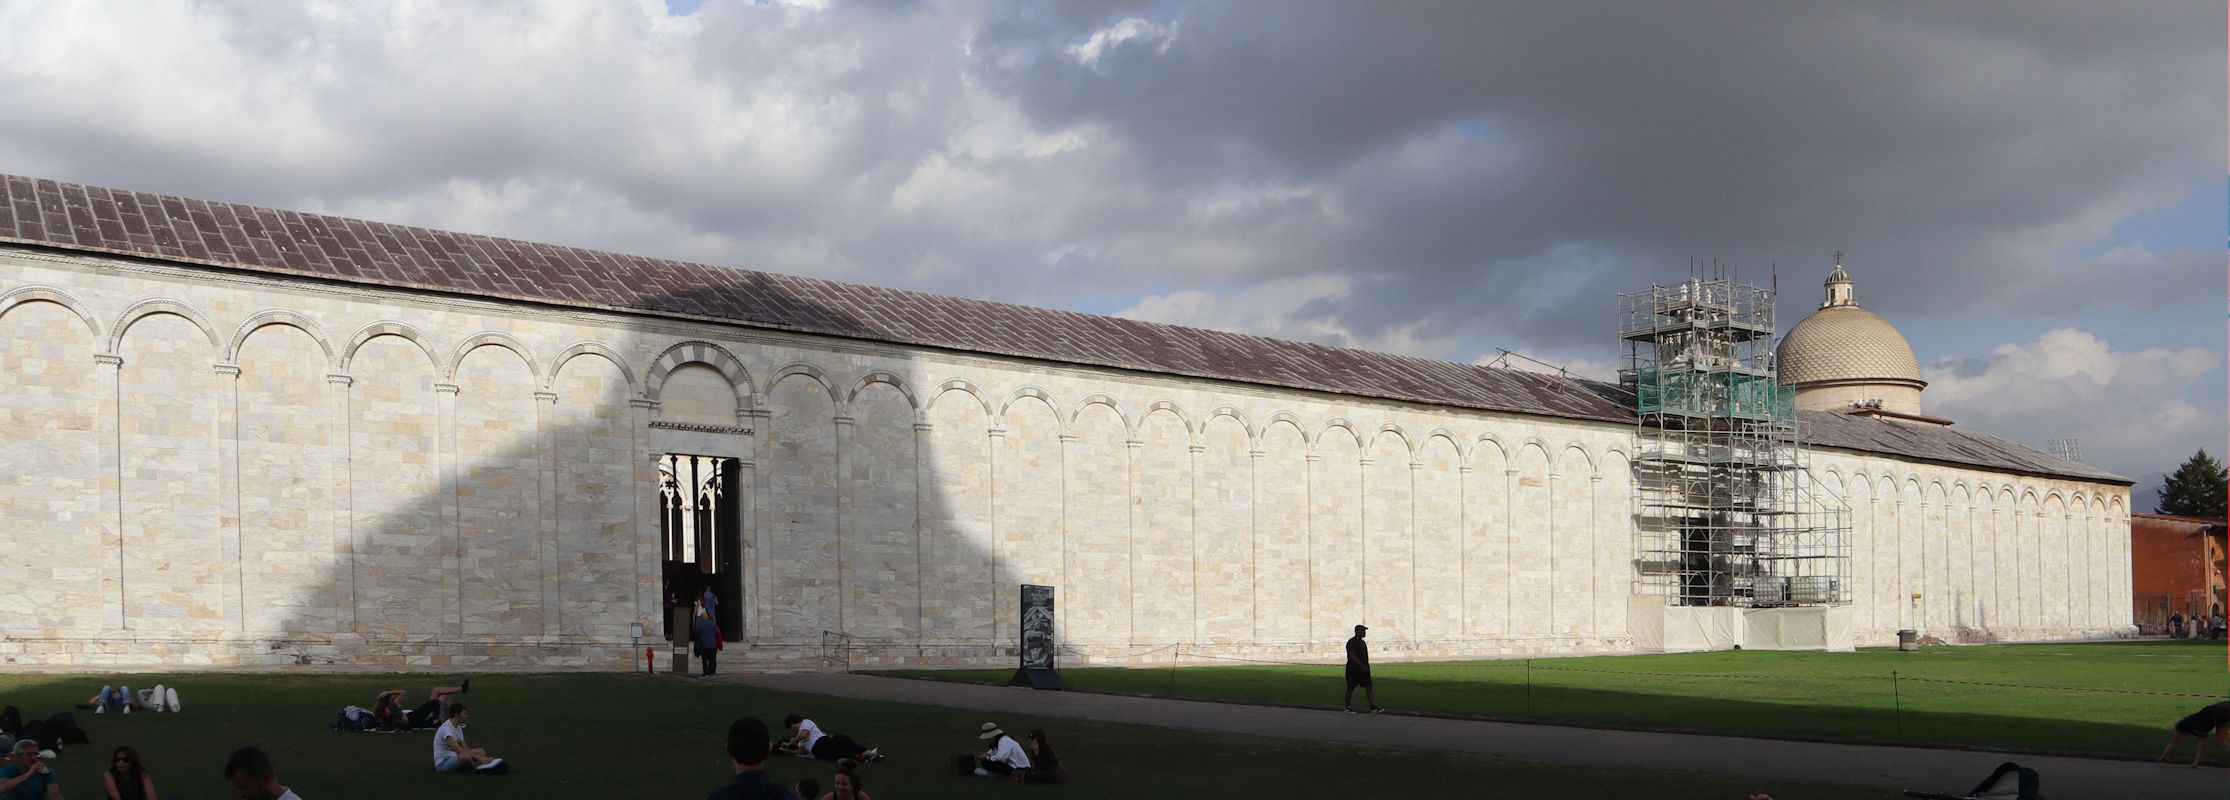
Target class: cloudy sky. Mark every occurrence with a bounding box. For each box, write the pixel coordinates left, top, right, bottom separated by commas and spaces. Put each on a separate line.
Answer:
0, 0, 2220, 483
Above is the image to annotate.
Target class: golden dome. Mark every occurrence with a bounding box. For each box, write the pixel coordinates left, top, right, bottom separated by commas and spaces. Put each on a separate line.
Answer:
1777, 305, 1923, 386
1776, 259, 1925, 389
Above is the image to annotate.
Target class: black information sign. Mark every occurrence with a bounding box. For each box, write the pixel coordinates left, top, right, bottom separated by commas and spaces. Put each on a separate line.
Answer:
1008, 584, 1064, 689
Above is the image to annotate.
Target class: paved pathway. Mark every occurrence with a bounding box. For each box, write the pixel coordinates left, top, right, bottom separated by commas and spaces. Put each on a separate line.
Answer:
727, 672, 2225, 799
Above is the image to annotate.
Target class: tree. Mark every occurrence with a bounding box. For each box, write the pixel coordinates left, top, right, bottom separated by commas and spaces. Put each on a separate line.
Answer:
2155, 449, 2228, 519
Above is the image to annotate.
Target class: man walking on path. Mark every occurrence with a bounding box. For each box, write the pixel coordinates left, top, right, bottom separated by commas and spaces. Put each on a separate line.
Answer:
1344, 624, 1381, 714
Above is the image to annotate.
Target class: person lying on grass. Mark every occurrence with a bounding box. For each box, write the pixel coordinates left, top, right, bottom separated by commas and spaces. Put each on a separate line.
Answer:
2159, 700, 2230, 768
777, 715, 882, 762
374, 681, 467, 731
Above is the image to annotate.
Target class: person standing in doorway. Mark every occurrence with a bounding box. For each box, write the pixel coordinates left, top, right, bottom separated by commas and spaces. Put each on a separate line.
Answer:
1344, 624, 1382, 714
693, 607, 721, 677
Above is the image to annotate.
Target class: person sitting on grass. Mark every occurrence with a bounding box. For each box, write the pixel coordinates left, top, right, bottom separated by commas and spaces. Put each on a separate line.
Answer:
777, 715, 882, 763
1008, 729, 1064, 784
222, 746, 299, 800
2159, 699, 2230, 768
431, 704, 503, 774
103, 745, 158, 800
820, 767, 870, 800
969, 723, 1031, 778
706, 717, 799, 800
0, 740, 58, 800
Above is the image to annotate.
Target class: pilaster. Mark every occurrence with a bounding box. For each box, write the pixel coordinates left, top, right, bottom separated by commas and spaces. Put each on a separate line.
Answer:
535, 389, 560, 639
327, 374, 357, 633
213, 363, 243, 634
434, 381, 461, 636
94, 353, 124, 629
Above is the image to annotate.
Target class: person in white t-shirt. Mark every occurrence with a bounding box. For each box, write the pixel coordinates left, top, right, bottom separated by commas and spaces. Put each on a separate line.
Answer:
223, 746, 302, 800
779, 714, 881, 762
432, 704, 502, 774
971, 723, 1031, 778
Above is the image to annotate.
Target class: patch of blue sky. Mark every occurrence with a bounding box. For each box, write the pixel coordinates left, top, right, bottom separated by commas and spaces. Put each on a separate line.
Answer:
2070, 181, 2223, 259
665, 0, 705, 15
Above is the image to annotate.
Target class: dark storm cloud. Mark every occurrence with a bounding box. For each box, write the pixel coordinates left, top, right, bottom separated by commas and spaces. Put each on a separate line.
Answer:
974, 0, 2221, 347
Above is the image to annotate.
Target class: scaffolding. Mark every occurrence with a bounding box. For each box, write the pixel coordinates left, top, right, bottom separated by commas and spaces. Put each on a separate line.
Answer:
1620, 275, 1849, 607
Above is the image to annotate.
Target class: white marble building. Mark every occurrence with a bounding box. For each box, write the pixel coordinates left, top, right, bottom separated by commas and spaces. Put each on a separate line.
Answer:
0, 175, 2131, 669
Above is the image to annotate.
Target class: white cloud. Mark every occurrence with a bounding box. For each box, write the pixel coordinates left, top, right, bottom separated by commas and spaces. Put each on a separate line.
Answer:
1115, 275, 1456, 359
1065, 17, 1178, 69
1922, 328, 2221, 478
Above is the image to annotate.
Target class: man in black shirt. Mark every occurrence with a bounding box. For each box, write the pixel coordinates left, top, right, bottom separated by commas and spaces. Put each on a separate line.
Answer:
708, 717, 800, 800
2160, 700, 2230, 768
1343, 624, 1382, 714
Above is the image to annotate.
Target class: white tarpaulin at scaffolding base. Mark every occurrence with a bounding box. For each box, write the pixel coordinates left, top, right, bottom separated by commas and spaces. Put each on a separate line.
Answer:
1628, 598, 1856, 652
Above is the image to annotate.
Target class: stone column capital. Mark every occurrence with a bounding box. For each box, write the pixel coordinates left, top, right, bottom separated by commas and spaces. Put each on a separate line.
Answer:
212, 364, 242, 377
93, 353, 123, 366
986, 427, 1007, 438
1358, 457, 1375, 467
629, 398, 661, 410
1458, 466, 1474, 474
912, 422, 936, 432
432, 382, 461, 395
533, 391, 559, 404
325, 374, 354, 386
1125, 439, 1144, 450
1504, 469, 1519, 476
1188, 444, 1207, 454
1247, 449, 1265, 459
1305, 454, 1322, 463
832, 415, 855, 427
1060, 434, 1080, 443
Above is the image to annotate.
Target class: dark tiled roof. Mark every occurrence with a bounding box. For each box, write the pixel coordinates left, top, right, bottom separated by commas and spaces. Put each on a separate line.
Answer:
0, 174, 2126, 484
1799, 410, 2128, 484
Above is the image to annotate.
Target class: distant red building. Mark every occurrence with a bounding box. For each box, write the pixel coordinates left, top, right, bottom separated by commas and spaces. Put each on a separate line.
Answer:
2130, 513, 2228, 633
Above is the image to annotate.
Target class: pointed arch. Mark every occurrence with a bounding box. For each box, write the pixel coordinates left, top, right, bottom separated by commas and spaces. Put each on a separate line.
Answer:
0, 285, 102, 339
547, 341, 638, 393
107, 297, 220, 356
225, 310, 338, 373
342, 320, 441, 375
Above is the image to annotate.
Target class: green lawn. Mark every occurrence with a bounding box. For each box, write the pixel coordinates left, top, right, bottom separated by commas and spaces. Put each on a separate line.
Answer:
0, 671, 1897, 799
877, 639, 2230, 760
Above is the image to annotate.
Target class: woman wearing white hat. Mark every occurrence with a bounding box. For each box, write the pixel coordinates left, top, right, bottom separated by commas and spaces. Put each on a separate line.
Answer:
971, 723, 1032, 778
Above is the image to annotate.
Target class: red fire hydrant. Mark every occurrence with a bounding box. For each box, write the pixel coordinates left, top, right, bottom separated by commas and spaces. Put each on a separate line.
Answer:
646, 647, 655, 674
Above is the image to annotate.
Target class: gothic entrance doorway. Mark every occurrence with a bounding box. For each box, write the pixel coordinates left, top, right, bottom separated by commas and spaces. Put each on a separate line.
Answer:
660, 454, 742, 641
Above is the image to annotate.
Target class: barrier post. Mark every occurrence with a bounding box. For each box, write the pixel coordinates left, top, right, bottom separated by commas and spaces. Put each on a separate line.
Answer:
1891, 670, 1903, 738
1524, 659, 1533, 716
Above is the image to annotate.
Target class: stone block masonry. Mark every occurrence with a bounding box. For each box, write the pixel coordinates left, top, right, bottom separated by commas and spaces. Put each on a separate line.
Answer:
0, 247, 2134, 669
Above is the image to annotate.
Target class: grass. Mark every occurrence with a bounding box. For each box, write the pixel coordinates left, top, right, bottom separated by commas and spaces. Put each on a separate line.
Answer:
875, 639, 2230, 760
0, 671, 1900, 799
